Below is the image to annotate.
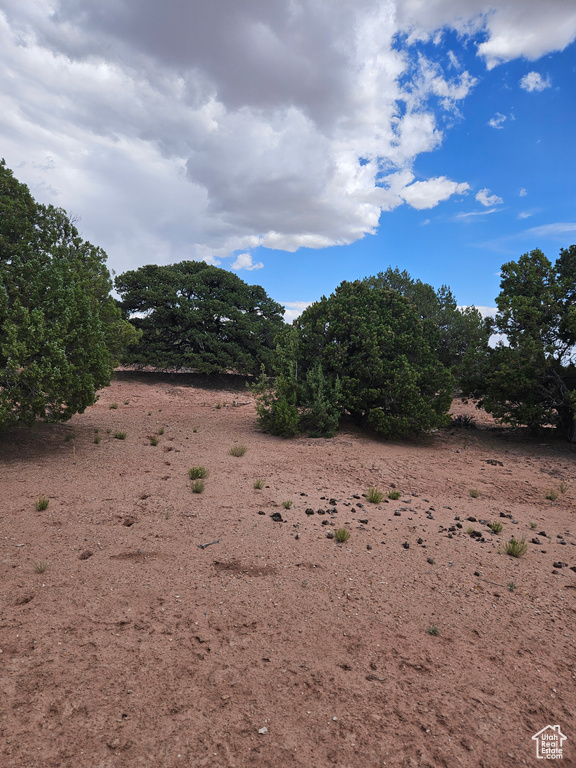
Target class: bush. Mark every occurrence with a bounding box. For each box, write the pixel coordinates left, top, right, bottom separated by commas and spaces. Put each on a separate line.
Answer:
299, 361, 342, 437
295, 281, 452, 438
505, 537, 528, 558
366, 487, 384, 504
0, 161, 140, 432
189, 466, 209, 479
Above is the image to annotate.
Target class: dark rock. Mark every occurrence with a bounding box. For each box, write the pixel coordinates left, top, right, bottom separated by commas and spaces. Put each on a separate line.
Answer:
366, 544, 372, 551
553, 562, 567, 569
352, 494, 360, 499
300, 492, 307, 496
447, 533, 453, 539
417, 537, 424, 545
258, 510, 266, 515
531, 537, 542, 545
402, 541, 410, 549
467, 516, 477, 522
356, 503, 364, 508
321, 519, 330, 526
456, 523, 462, 529
329, 499, 337, 506
270, 512, 283, 522
326, 531, 334, 539
474, 570, 480, 577
427, 557, 435, 565
359, 519, 368, 524
305, 508, 315, 515
570, 566, 576, 573
394, 511, 401, 517
538, 531, 547, 537
552, 569, 559, 575
317, 509, 326, 515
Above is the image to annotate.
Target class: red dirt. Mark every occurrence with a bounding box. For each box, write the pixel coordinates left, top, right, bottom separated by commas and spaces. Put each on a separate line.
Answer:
1, 372, 575, 768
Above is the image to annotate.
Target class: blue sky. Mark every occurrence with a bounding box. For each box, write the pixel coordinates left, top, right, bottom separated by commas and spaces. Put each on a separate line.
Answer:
1, 1, 575, 321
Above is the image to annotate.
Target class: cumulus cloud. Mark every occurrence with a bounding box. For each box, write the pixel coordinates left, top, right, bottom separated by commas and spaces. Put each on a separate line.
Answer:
231, 253, 264, 271
0, 0, 574, 273
520, 71, 551, 92
476, 189, 503, 207
282, 301, 315, 323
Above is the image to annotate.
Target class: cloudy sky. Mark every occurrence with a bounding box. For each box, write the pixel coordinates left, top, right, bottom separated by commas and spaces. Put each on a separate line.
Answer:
1, 1, 575, 320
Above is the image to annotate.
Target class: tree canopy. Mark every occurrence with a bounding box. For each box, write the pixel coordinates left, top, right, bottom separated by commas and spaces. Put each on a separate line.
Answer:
254, 279, 453, 438
115, 261, 285, 375
461, 247, 576, 441
0, 160, 139, 431
363, 268, 490, 378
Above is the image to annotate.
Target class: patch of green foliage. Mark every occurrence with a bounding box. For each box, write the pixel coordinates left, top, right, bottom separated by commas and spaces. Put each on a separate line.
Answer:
0, 161, 140, 432
115, 261, 284, 375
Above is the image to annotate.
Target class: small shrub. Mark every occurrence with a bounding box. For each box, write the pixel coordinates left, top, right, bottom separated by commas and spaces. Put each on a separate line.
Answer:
505, 537, 528, 558
427, 625, 440, 636
124, 400, 129, 405
282, 500, 293, 509
35, 496, 49, 511
559, 481, 568, 494
451, 414, 476, 429
64, 432, 75, 442
229, 444, 247, 457
507, 581, 517, 592
149, 436, 159, 446
193, 428, 198, 433
189, 466, 209, 479
469, 488, 479, 498
33, 560, 49, 574
366, 487, 384, 504
529, 521, 537, 529
158, 428, 165, 435
191, 480, 205, 494
488, 521, 503, 533
253, 478, 264, 489
215, 403, 222, 409
546, 489, 558, 501
466, 526, 475, 535
93, 435, 101, 444
109, 402, 119, 410
388, 490, 401, 500
334, 528, 350, 543
114, 431, 127, 440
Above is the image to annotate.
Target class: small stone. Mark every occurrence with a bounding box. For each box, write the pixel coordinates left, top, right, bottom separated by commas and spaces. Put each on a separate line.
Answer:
538, 531, 547, 537
329, 499, 337, 506
270, 512, 283, 522
467, 516, 477, 522
359, 519, 368, 524
427, 557, 435, 565
317, 509, 326, 515
531, 537, 541, 545
394, 510, 401, 517
258, 727, 268, 735
474, 570, 481, 577
305, 508, 315, 515
402, 541, 410, 549
326, 531, 334, 539
366, 544, 372, 551
417, 538, 424, 545
258, 510, 266, 515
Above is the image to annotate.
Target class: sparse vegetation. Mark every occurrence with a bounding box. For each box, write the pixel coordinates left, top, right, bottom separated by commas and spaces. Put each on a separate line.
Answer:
124, 400, 130, 405
33, 560, 49, 574
149, 435, 159, 446
505, 537, 528, 558
466, 526, 475, 535
488, 521, 503, 533
469, 488, 479, 498
366, 487, 384, 504
109, 402, 119, 410
253, 479, 264, 489
229, 444, 247, 457
451, 414, 476, 429
530, 521, 537, 529
191, 479, 205, 494
559, 481, 568, 494
507, 581, 517, 592
334, 528, 350, 543
93, 435, 101, 444
114, 431, 127, 440
35, 496, 49, 511
64, 432, 75, 442
282, 500, 293, 509
158, 427, 165, 435
427, 625, 440, 636
189, 466, 209, 479
388, 490, 401, 500
546, 489, 558, 501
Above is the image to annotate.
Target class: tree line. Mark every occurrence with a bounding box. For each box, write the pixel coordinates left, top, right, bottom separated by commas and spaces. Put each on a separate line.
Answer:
1, 161, 575, 441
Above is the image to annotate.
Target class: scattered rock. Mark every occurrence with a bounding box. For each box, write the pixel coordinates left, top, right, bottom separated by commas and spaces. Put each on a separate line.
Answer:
394, 510, 401, 517
531, 538, 542, 545
366, 544, 372, 551
326, 531, 334, 539
427, 557, 435, 565
79, 550, 93, 560
258, 510, 266, 515
402, 541, 410, 550
270, 512, 283, 522
305, 508, 315, 515
258, 727, 268, 735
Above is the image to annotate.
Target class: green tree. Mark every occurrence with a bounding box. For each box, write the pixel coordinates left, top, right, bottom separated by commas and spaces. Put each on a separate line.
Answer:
461, 247, 576, 441
0, 160, 139, 432
364, 268, 490, 379
295, 280, 452, 437
115, 261, 285, 375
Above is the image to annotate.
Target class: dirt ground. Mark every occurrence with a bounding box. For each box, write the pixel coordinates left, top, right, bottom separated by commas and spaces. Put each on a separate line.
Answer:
1, 371, 575, 768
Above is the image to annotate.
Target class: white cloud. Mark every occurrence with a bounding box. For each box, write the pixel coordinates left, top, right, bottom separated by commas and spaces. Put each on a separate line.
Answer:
524, 222, 576, 238
454, 209, 499, 221
231, 252, 264, 271
476, 188, 503, 207
0, 0, 574, 274
520, 71, 551, 92
488, 113, 507, 129
517, 211, 533, 220
282, 301, 315, 323
519, 188, 527, 197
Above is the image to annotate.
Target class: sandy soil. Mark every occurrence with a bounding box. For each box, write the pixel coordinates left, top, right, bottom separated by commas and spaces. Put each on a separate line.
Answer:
1, 371, 575, 768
